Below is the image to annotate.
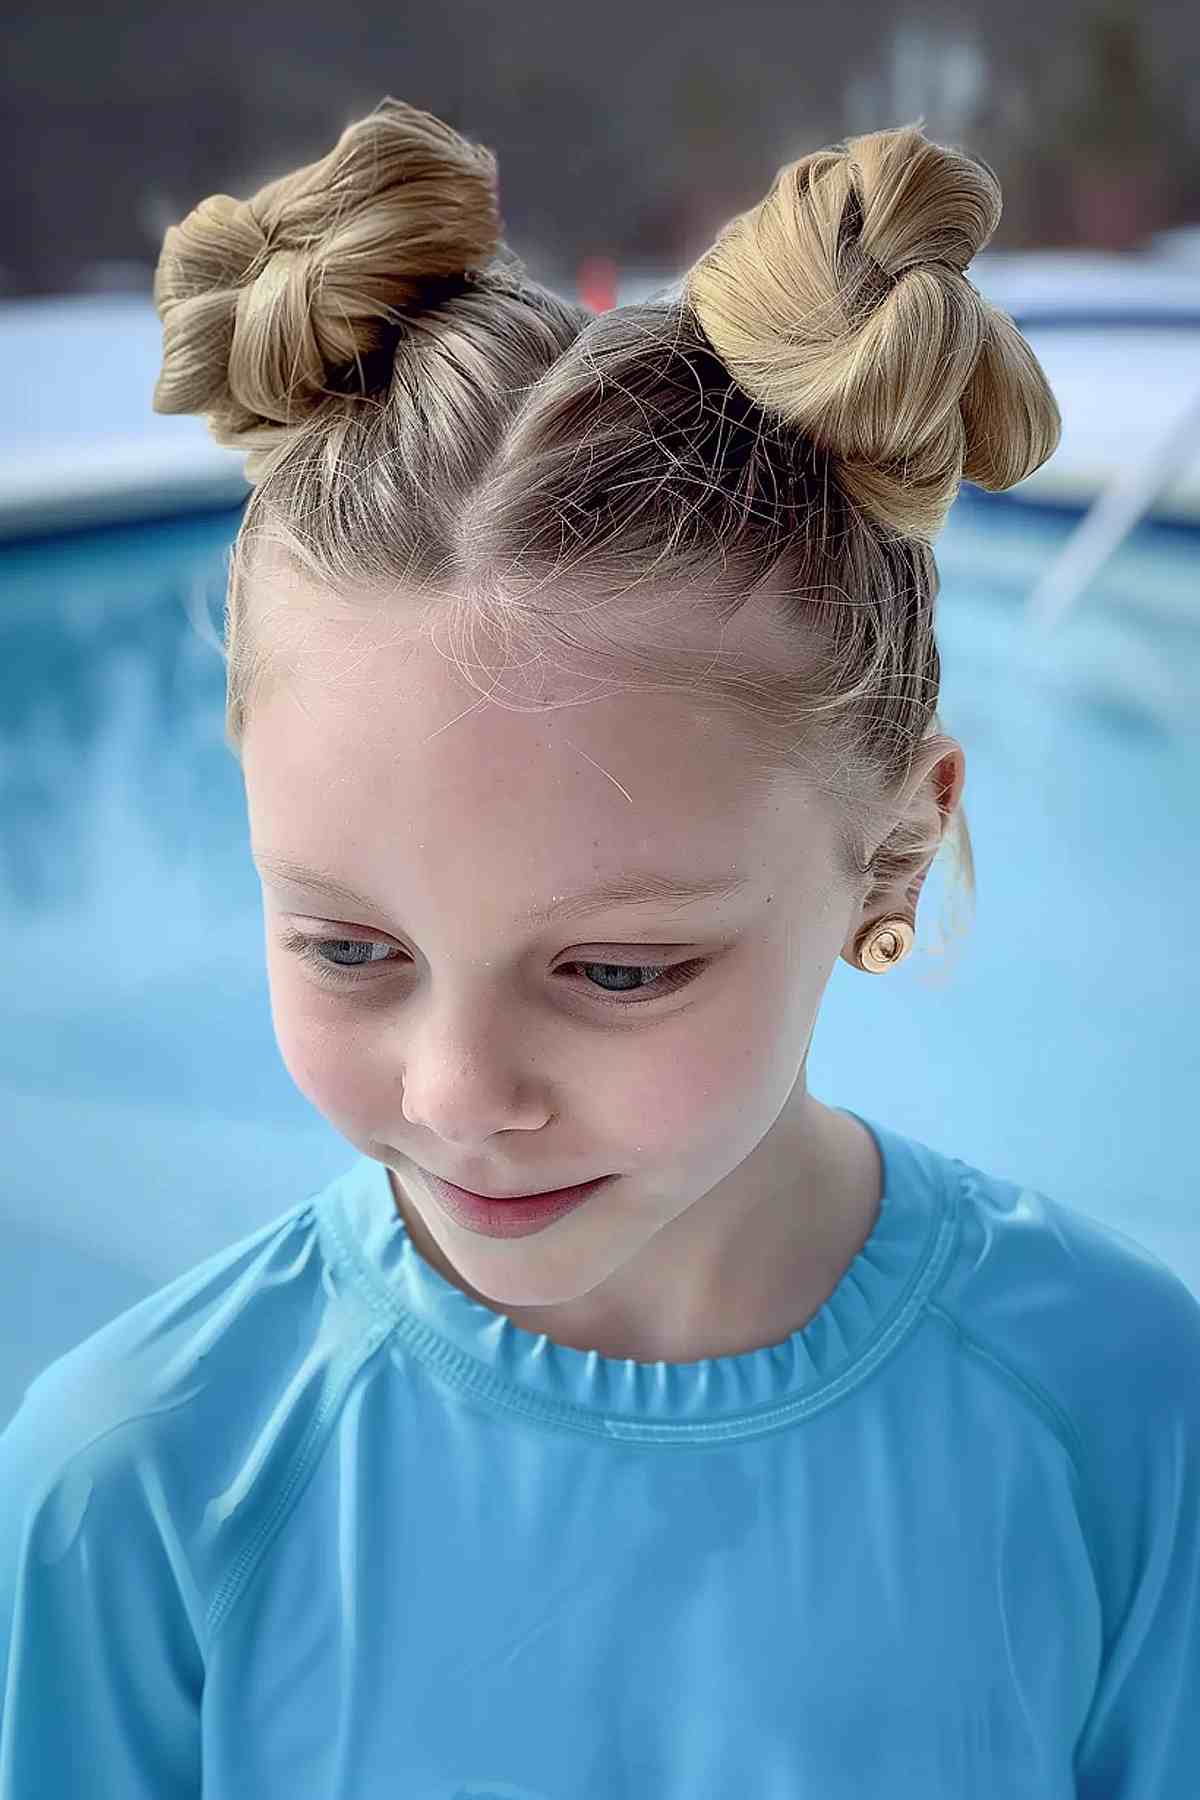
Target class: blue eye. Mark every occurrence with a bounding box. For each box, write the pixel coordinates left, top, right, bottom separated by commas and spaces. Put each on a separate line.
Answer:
566, 959, 708, 1002
275, 929, 709, 1008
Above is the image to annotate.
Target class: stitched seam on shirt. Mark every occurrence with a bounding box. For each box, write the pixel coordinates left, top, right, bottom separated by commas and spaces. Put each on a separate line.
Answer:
924, 1298, 1095, 1538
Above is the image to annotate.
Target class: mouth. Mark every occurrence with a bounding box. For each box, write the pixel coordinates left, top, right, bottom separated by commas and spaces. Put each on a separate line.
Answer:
380, 1145, 616, 1211
435, 1176, 607, 1201
420, 1169, 617, 1239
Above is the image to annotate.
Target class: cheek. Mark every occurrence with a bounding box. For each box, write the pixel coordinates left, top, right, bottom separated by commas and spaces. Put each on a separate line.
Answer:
622, 981, 793, 1151
266, 973, 384, 1130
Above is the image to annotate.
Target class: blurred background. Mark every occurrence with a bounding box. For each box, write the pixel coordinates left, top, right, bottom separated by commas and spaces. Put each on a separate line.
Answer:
2, 0, 1198, 1428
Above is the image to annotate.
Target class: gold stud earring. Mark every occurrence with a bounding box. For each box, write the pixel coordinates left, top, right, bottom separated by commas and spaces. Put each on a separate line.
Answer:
853, 914, 916, 974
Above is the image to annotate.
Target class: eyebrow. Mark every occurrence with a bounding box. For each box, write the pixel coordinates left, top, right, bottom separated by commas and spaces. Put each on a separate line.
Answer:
251, 851, 751, 926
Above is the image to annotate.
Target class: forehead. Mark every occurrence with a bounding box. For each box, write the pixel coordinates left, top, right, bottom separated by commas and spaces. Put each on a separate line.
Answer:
247, 637, 752, 824
239, 578, 843, 893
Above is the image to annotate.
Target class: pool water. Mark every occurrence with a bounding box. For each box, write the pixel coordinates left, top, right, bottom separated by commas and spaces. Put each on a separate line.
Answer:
1, 491, 1197, 1425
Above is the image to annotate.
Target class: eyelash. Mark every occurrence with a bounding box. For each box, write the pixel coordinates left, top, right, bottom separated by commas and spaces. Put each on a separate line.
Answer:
275, 927, 711, 1009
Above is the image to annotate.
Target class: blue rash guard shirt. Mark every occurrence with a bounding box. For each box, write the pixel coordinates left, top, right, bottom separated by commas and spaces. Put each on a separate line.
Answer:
2, 1109, 1198, 1798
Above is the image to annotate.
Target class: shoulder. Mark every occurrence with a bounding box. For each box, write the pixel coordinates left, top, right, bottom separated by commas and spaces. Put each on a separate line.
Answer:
0, 1191, 329, 1598
934, 1153, 1200, 1493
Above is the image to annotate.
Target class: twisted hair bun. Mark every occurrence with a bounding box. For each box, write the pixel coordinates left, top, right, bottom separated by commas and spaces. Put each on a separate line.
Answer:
686, 122, 1061, 539
152, 97, 503, 453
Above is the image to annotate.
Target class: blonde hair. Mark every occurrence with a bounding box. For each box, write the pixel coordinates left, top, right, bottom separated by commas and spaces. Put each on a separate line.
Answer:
152, 97, 1060, 960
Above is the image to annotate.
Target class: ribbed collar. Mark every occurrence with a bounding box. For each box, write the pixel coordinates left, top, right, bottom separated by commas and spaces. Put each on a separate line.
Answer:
314, 1108, 961, 1445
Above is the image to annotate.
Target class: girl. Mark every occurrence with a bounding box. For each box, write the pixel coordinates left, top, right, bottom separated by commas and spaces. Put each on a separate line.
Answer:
2, 97, 1197, 1798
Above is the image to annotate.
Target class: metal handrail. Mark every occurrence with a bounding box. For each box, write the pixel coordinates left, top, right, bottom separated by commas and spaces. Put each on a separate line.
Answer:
1024, 384, 1200, 638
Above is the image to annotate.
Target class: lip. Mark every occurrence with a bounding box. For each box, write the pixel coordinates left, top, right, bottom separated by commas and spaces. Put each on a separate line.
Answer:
442, 1178, 599, 1200
424, 1171, 615, 1240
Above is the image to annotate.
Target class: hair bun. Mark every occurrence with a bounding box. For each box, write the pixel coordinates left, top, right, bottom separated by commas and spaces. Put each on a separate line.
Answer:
685, 121, 1061, 539
152, 96, 504, 458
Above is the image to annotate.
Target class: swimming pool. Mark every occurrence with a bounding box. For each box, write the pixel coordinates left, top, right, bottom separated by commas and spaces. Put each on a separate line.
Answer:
2, 491, 1197, 1426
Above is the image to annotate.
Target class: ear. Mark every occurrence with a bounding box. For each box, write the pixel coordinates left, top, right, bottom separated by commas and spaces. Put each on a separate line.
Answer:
837, 736, 965, 968
923, 736, 967, 823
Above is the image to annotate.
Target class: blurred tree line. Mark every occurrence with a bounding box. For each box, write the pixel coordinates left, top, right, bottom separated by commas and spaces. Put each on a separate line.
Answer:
3, 0, 1196, 298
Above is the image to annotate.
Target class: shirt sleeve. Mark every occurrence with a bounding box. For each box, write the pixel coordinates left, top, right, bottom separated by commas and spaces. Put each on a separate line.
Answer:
1072, 1265, 1200, 1797
0, 1372, 203, 1797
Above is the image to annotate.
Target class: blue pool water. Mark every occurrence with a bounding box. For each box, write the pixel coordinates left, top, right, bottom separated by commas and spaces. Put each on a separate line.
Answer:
2, 491, 1198, 1428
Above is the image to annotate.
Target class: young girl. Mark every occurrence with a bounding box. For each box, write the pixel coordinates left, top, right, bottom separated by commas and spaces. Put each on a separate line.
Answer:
2, 97, 1197, 1798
